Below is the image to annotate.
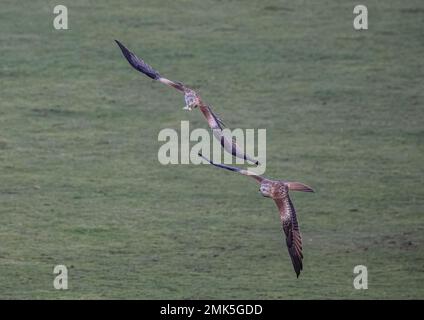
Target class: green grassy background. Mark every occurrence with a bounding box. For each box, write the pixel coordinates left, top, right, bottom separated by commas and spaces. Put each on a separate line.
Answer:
1, 0, 423, 299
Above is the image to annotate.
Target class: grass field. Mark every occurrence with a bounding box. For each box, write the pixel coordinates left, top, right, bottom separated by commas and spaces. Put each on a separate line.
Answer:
1, 0, 423, 299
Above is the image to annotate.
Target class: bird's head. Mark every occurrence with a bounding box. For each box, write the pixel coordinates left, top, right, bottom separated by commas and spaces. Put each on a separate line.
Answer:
260, 182, 290, 198
183, 89, 201, 111
259, 182, 274, 198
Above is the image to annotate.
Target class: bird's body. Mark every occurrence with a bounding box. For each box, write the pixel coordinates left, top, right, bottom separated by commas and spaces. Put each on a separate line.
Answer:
115, 40, 258, 165
198, 153, 313, 278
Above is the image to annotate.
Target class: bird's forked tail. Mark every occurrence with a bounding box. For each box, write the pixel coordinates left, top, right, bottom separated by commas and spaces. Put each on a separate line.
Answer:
286, 182, 314, 193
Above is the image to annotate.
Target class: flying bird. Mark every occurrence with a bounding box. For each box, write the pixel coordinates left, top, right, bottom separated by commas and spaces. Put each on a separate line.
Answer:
115, 40, 259, 165
198, 153, 314, 278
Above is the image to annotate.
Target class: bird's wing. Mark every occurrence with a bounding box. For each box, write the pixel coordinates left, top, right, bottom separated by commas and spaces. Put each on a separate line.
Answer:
199, 106, 259, 165
199, 105, 226, 130
198, 153, 264, 182
115, 40, 185, 92
115, 40, 259, 165
198, 105, 222, 130
274, 195, 303, 278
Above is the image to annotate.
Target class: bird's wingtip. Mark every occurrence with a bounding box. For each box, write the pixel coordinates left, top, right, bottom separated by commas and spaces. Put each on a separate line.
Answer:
115, 39, 124, 48
198, 152, 206, 161
295, 267, 302, 278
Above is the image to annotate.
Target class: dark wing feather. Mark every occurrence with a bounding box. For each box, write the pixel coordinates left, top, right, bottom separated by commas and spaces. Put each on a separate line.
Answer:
208, 106, 226, 129
198, 153, 264, 183
115, 40, 161, 80
115, 40, 186, 92
275, 195, 303, 277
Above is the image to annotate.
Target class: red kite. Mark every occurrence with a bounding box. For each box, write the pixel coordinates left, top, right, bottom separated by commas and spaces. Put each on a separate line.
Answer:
198, 153, 314, 278
115, 40, 258, 165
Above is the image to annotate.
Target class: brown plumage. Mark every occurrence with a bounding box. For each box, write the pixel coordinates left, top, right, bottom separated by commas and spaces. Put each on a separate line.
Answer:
115, 40, 258, 165
198, 153, 313, 278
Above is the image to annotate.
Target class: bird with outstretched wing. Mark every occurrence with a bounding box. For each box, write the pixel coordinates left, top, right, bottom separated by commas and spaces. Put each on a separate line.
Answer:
115, 40, 258, 165
198, 153, 313, 278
